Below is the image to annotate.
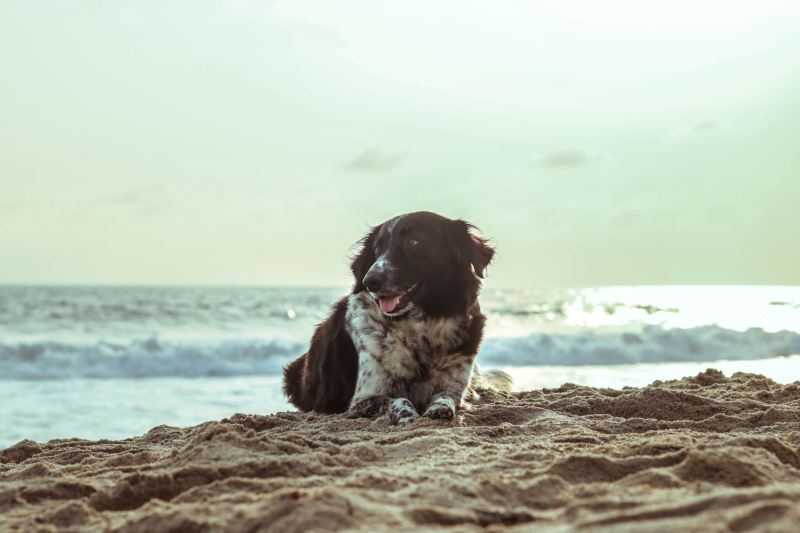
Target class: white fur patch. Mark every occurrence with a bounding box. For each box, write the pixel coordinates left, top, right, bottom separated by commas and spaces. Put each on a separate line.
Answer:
344, 291, 476, 416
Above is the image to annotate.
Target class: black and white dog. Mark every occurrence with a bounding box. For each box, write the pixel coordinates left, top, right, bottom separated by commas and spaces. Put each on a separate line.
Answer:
283, 211, 509, 425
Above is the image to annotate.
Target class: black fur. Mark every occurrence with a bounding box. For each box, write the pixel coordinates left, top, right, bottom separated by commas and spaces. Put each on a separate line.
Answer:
282, 298, 357, 413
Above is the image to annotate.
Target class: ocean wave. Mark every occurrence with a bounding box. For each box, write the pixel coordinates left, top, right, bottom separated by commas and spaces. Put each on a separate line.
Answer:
481, 325, 800, 366
1, 325, 799, 379
0, 337, 305, 379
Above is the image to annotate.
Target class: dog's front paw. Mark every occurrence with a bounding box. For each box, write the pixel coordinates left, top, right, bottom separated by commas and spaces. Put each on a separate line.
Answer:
389, 398, 419, 426
423, 397, 456, 420
346, 396, 389, 419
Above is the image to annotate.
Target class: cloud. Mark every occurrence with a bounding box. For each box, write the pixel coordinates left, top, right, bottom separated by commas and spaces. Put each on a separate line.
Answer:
344, 148, 406, 172
668, 118, 728, 140
95, 186, 166, 215
533, 149, 608, 169
100, 186, 161, 205
608, 211, 645, 228
691, 119, 719, 134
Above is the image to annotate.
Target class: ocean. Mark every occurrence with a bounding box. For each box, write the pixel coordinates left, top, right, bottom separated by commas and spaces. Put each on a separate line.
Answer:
2, 285, 799, 448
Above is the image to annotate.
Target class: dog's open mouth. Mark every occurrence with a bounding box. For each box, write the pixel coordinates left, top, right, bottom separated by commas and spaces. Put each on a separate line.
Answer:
373, 284, 418, 315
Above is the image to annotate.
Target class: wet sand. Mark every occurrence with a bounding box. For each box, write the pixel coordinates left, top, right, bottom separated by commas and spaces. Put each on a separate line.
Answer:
2, 369, 800, 532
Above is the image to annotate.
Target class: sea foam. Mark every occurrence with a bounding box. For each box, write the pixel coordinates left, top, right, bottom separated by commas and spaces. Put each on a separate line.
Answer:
2, 324, 798, 379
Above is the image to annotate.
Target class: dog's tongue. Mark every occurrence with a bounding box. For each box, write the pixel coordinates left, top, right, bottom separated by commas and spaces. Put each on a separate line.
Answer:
379, 295, 402, 313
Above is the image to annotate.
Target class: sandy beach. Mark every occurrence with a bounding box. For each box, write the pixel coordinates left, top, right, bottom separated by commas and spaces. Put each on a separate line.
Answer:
2, 369, 799, 532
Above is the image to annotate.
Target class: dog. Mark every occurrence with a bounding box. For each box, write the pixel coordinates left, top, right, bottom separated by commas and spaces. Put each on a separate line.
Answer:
283, 211, 509, 424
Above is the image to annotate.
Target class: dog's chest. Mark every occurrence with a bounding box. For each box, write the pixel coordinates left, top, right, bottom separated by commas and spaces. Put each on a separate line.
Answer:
344, 293, 464, 378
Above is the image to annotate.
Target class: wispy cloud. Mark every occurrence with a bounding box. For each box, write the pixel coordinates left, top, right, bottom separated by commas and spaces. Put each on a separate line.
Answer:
608, 211, 645, 228
102, 187, 159, 205
668, 118, 729, 140
95, 186, 167, 215
532, 149, 609, 169
691, 119, 719, 134
344, 148, 406, 172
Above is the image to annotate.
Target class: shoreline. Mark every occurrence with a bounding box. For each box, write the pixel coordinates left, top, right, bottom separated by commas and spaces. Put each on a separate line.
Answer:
2, 369, 800, 531
3, 355, 799, 449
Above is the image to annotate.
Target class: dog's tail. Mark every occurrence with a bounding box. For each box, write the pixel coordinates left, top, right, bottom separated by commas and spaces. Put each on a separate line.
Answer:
283, 353, 308, 409
471, 366, 513, 393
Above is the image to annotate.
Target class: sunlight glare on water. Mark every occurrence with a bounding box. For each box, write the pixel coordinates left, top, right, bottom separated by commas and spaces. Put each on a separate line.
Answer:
562, 286, 800, 333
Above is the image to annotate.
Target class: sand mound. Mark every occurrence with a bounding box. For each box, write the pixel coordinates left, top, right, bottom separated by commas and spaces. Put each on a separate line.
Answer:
2, 369, 800, 532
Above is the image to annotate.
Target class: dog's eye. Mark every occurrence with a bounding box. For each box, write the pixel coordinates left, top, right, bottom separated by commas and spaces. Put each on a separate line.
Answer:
406, 238, 419, 247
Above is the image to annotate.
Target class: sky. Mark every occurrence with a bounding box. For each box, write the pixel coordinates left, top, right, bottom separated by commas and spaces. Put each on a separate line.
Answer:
1, 0, 799, 287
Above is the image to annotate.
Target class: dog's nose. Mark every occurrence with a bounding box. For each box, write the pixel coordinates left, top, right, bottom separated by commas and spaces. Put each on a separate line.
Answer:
362, 271, 385, 293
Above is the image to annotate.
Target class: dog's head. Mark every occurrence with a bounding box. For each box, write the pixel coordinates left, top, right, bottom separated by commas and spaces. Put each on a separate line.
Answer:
350, 211, 494, 318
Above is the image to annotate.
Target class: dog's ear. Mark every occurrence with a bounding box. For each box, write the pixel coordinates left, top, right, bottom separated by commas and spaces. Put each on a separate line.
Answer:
452, 220, 495, 279
350, 225, 380, 291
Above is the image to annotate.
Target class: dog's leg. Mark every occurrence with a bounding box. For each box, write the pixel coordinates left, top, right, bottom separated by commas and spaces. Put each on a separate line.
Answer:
389, 398, 419, 425
423, 357, 476, 420
346, 396, 390, 418
347, 353, 392, 419
424, 395, 457, 420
